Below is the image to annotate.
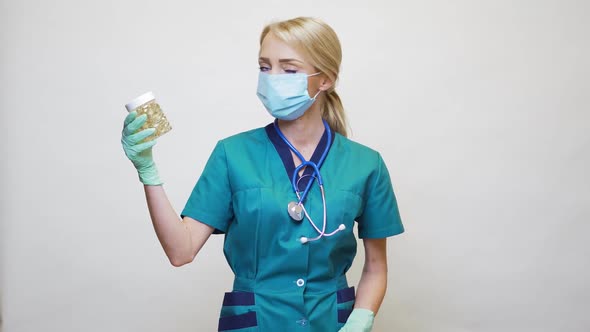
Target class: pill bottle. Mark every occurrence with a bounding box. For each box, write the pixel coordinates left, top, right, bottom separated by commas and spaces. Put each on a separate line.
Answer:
125, 91, 172, 141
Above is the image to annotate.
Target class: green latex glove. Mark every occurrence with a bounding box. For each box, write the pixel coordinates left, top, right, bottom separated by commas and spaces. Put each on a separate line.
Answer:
121, 111, 162, 185
338, 309, 375, 332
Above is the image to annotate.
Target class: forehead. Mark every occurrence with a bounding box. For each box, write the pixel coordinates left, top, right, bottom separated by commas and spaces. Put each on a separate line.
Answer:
259, 32, 306, 61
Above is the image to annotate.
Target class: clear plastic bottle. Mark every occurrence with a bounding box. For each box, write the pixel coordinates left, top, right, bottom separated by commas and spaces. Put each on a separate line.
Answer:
125, 91, 172, 141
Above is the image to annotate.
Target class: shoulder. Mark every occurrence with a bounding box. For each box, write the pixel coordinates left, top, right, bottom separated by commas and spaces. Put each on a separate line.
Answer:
219, 127, 267, 145
334, 133, 383, 164
209, 127, 271, 164
333, 134, 393, 185
214, 127, 268, 153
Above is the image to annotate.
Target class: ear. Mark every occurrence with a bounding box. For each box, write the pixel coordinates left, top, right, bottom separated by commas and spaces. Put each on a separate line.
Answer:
319, 76, 334, 91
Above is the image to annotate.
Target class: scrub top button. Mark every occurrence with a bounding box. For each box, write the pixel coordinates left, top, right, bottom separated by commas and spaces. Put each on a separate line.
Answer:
296, 318, 308, 326
296, 278, 305, 287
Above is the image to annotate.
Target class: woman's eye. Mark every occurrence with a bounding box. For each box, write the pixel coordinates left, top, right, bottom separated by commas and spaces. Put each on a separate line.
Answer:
259, 66, 270, 72
285, 69, 298, 74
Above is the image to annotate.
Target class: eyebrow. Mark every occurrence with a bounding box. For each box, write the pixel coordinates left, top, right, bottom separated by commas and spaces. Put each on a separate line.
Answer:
259, 57, 304, 64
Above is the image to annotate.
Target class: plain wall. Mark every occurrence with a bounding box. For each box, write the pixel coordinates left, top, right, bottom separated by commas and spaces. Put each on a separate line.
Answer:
1, 0, 589, 331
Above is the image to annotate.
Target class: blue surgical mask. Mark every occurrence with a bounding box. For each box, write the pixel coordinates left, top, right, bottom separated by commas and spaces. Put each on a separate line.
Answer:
256, 72, 322, 120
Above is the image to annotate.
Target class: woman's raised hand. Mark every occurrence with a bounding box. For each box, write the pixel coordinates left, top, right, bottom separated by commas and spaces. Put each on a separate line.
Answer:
121, 111, 162, 185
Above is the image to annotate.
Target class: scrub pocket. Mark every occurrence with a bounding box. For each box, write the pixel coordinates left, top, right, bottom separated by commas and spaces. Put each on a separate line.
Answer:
336, 286, 356, 328
218, 291, 258, 331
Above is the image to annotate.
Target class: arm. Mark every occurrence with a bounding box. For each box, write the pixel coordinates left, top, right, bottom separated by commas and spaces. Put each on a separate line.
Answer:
121, 111, 214, 267
355, 238, 388, 314
341, 153, 403, 331
144, 185, 214, 267
339, 238, 388, 332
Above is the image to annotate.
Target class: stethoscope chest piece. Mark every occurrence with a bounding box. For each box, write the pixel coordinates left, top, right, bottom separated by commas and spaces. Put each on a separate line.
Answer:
288, 201, 304, 222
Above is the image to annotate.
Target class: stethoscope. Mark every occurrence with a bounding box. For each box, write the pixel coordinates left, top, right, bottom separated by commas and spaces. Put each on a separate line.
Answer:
273, 119, 346, 244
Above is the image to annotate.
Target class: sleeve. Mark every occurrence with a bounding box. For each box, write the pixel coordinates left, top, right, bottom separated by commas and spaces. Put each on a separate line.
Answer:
181, 141, 233, 234
356, 153, 405, 239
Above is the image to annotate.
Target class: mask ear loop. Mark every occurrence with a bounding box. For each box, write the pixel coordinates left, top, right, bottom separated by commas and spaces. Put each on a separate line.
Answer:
311, 89, 322, 99
307, 72, 323, 100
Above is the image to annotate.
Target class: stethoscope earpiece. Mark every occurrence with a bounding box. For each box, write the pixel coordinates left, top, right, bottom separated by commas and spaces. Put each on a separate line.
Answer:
299, 224, 345, 245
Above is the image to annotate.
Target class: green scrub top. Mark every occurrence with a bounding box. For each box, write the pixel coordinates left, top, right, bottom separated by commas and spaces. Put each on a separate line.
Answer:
181, 122, 404, 331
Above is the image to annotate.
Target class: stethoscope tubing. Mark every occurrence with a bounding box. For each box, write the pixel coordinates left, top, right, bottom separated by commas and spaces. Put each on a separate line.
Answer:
273, 119, 332, 204
274, 119, 343, 244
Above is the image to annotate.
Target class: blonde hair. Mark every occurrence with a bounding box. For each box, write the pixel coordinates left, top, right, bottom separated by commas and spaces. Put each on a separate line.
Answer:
260, 17, 349, 137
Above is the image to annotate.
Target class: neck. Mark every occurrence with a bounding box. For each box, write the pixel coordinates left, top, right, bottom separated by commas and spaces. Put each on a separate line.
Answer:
277, 105, 325, 148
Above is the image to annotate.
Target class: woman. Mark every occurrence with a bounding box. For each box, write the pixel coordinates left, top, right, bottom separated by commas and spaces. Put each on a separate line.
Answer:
121, 17, 404, 332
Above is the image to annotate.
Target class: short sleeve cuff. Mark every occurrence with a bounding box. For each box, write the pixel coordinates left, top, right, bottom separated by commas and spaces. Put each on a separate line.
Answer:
180, 209, 230, 234
358, 222, 405, 239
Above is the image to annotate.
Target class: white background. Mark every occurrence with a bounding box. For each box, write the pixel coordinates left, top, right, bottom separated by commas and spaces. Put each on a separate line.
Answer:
1, 0, 589, 331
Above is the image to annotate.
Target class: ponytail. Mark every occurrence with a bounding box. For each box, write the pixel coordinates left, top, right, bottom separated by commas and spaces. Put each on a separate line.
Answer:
322, 90, 348, 137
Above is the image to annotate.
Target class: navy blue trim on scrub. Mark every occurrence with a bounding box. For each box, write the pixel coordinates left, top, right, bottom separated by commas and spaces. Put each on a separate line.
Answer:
218, 311, 258, 331
336, 286, 355, 303
222, 291, 256, 306
265, 121, 336, 190
338, 309, 353, 324
336, 287, 355, 323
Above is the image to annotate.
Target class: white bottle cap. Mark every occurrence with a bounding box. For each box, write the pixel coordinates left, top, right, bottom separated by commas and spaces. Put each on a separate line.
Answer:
125, 91, 155, 112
